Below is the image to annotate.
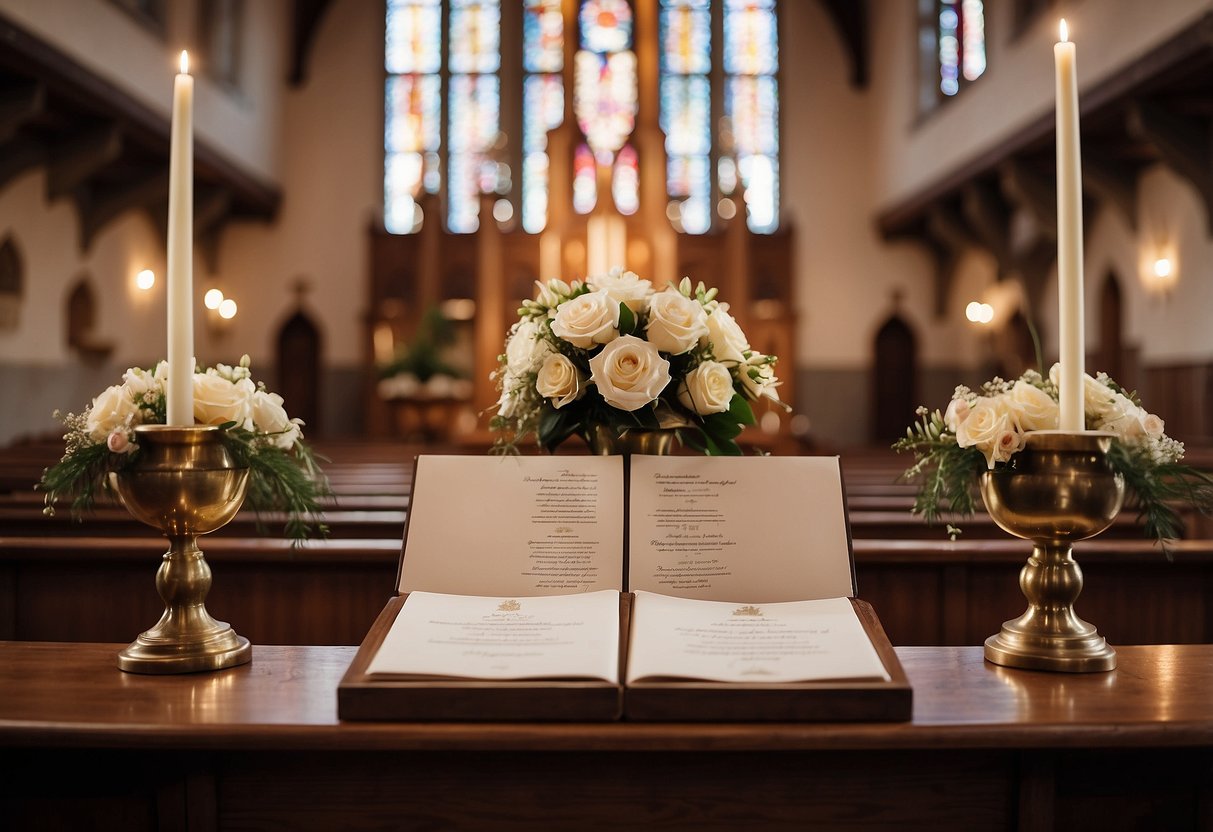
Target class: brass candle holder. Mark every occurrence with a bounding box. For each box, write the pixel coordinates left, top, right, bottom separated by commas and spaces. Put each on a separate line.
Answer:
980, 430, 1125, 673
112, 424, 252, 674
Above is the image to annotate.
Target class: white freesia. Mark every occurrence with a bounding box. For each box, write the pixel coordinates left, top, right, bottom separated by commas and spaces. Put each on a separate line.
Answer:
587, 267, 652, 313
1008, 380, 1059, 432
193, 373, 255, 428
703, 303, 749, 363
122, 366, 163, 404
505, 318, 552, 374
550, 289, 620, 348
678, 361, 734, 415
86, 384, 141, 442
955, 396, 1018, 469
588, 335, 671, 411
646, 288, 709, 354
534, 278, 573, 309
535, 353, 587, 409
739, 352, 780, 401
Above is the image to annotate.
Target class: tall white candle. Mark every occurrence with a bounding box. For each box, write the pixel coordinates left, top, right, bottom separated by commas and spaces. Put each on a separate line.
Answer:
1055, 20, 1084, 431
166, 50, 194, 426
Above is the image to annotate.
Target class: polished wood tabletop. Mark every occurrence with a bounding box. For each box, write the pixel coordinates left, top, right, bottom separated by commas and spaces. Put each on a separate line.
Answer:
1, 641, 1211, 752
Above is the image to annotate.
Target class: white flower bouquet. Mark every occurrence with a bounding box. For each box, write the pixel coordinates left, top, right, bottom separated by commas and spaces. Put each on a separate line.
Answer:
491, 267, 783, 455
894, 364, 1213, 549
40, 355, 329, 541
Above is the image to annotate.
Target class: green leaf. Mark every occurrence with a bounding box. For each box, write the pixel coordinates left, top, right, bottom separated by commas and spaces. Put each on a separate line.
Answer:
618, 302, 636, 337
728, 393, 756, 427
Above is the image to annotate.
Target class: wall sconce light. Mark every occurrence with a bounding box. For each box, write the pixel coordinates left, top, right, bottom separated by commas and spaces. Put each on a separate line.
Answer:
203, 288, 236, 335
135, 269, 155, 291
1141, 244, 1178, 295
218, 298, 237, 320
965, 301, 994, 324
204, 288, 224, 310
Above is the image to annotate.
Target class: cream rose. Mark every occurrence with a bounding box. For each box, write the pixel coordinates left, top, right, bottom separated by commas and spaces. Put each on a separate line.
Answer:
86, 384, 140, 442
646, 288, 709, 354
678, 361, 735, 415
703, 304, 749, 363
588, 335, 672, 411
193, 373, 254, 428
1142, 412, 1165, 439
955, 396, 1018, 469
535, 353, 587, 409
550, 290, 620, 349
251, 390, 301, 449
505, 318, 552, 374
1008, 380, 1058, 432
944, 397, 971, 433
587, 267, 652, 313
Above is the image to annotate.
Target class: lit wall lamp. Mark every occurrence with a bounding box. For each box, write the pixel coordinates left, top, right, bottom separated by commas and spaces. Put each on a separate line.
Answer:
203, 287, 236, 335
965, 300, 994, 325
1141, 244, 1178, 295
135, 269, 155, 291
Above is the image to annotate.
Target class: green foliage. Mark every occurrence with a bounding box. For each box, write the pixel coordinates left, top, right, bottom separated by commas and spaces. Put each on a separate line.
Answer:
379, 305, 465, 382
1108, 441, 1213, 558
221, 427, 332, 542
892, 408, 986, 525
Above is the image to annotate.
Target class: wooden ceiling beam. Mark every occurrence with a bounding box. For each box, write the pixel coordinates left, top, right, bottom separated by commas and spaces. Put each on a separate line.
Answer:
961, 179, 1012, 267
78, 169, 168, 250
0, 136, 45, 191
46, 124, 123, 201
1126, 98, 1213, 233
999, 160, 1057, 242
0, 81, 44, 142
1082, 153, 1140, 230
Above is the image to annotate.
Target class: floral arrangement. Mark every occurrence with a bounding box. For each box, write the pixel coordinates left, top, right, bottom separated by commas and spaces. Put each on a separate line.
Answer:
894, 363, 1213, 549
39, 356, 330, 542
491, 267, 783, 455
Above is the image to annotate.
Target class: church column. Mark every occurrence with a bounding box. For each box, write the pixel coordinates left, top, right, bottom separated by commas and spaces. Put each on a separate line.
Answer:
473, 192, 505, 418
632, 0, 677, 288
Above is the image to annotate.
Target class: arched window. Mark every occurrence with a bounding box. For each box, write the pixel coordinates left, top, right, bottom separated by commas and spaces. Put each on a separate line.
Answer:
384, 0, 781, 235
917, 0, 986, 112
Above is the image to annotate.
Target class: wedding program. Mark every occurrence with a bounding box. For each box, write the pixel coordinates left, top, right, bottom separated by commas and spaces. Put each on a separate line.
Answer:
364, 589, 621, 682
626, 591, 890, 684
398, 455, 625, 597
627, 455, 856, 602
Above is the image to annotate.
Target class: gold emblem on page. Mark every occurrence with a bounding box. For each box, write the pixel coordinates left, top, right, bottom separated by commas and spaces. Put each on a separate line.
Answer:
732, 605, 762, 617
497, 599, 521, 612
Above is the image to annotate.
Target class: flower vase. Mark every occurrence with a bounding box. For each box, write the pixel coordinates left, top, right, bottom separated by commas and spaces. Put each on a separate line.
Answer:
112, 424, 252, 674
979, 430, 1125, 672
585, 424, 677, 456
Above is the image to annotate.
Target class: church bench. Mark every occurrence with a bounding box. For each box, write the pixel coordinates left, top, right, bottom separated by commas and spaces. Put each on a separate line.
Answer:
3, 534, 1213, 650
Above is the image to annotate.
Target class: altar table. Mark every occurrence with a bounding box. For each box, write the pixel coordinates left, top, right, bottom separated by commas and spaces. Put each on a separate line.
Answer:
1, 642, 1211, 831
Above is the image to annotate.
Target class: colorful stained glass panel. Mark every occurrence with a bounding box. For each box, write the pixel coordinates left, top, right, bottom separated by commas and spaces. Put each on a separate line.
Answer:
724, 0, 777, 76
385, 75, 441, 153
660, 75, 710, 157
449, 1, 501, 74
386, 0, 441, 74
580, 0, 633, 53
524, 0, 563, 73
660, 0, 710, 75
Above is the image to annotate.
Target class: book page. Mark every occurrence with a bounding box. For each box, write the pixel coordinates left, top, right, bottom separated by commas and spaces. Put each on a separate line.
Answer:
366, 590, 621, 682
625, 591, 890, 684
627, 456, 854, 602
400, 455, 624, 596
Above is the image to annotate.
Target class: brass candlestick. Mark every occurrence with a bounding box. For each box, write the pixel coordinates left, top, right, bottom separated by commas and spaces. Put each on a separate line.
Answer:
981, 431, 1125, 673
112, 424, 252, 674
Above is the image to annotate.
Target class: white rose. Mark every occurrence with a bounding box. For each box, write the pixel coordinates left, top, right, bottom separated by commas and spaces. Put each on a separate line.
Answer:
955, 396, 1018, 469
86, 384, 140, 443
535, 353, 587, 409
646, 288, 709, 354
1142, 413, 1165, 439
251, 390, 301, 448
678, 361, 735, 415
193, 373, 254, 428
588, 335, 672, 411
739, 352, 781, 402
550, 290, 620, 349
944, 397, 970, 433
703, 304, 749, 363
992, 429, 1026, 465
505, 318, 552, 374
1008, 380, 1058, 432
1096, 396, 1147, 439
587, 267, 652, 313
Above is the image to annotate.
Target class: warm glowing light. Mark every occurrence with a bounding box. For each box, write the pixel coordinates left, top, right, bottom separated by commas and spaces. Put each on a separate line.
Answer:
204, 288, 224, 310
493, 199, 514, 224
965, 301, 994, 324
218, 298, 237, 319
135, 269, 155, 290
180, 50, 190, 74
1059, 19, 1068, 43
1153, 258, 1172, 279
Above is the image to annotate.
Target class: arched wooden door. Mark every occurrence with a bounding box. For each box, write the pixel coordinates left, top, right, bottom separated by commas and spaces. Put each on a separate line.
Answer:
1098, 271, 1124, 383
873, 314, 918, 442
277, 310, 322, 435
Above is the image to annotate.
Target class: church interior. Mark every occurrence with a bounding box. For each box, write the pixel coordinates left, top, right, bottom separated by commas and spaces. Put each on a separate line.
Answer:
3, 1, 1213, 829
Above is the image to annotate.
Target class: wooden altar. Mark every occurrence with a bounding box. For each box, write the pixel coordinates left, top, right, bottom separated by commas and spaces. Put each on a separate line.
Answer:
2, 641, 1211, 830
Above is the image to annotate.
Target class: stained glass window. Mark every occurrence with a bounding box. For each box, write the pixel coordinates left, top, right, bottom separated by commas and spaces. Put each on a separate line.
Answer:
922, 0, 986, 104
660, 0, 712, 235
575, 1, 638, 170
384, 0, 442, 233
523, 1, 564, 233
723, 0, 779, 233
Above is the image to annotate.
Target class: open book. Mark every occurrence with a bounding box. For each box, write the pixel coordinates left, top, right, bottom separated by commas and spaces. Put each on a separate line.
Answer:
339, 454, 910, 722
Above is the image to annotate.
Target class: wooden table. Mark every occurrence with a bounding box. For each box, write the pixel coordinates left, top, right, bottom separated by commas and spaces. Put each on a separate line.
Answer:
1, 643, 1211, 830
